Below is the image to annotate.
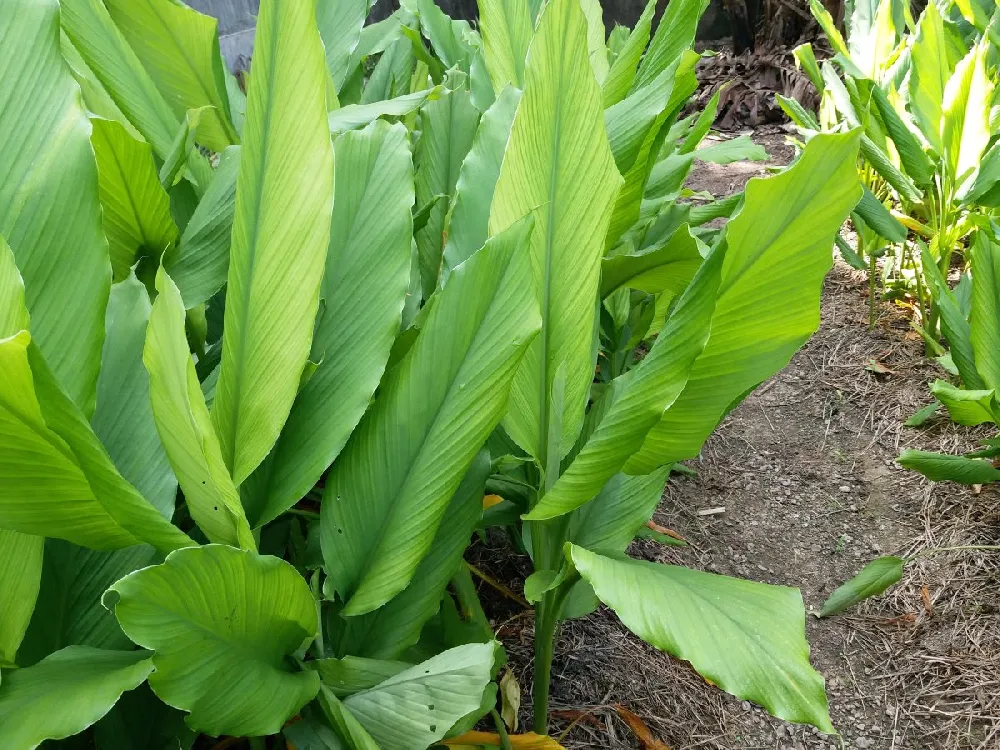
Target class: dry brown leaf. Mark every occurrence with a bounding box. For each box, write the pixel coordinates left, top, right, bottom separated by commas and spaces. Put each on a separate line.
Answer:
442, 731, 566, 749
645, 520, 686, 541
614, 704, 672, 749
921, 585, 934, 616
483, 494, 504, 509
499, 669, 521, 732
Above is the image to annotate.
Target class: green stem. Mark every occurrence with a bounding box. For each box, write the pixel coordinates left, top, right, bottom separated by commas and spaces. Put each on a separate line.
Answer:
492, 709, 514, 750
530, 572, 574, 734
868, 246, 877, 329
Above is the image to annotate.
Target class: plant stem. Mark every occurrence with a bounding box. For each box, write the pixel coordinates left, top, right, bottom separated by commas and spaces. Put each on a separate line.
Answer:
492, 709, 514, 750
532, 598, 559, 733
868, 246, 877, 329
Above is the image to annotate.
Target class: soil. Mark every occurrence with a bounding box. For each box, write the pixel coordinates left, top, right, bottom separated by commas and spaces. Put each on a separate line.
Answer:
469, 130, 1000, 750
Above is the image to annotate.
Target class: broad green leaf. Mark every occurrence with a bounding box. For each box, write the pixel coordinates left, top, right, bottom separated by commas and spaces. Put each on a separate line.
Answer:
0, 529, 43, 665
103, 0, 238, 152
922, 243, 985, 389
321, 220, 540, 616
489, 0, 622, 461
0, 0, 111, 414
17, 541, 156, 667
0, 331, 193, 553
569, 545, 833, 731
869, 84, 933, 186
318, 0, 372, 90
416, 0, 477, 72
694, 135, 769, 164
852, 0, 898, 79
158, 106, 210, 189
929, 380, 998, 426
606, 63, 678, 173
560, 469, 669, 619
212, 0, 335, 485
602, 0, 655, 107
631, 0, 708, 92
899, 449, 1000, 483
415, 88, 480, 298
443, 86, 521, 275
627, 132, 862, 472
313, 656, 411, 697
92, 683, 195, 750
478, 0, 533, 92
853, 186, 907, 243
318, 686, 380, 749
59, 0, 213, 189
580, 0, 610, 85
527, 247, 721, 519
92, 274, 177, 519
908, 1, 960, 153
164, 146, 240, 308
0, 646, 153, 748
145, 269, 255, 548
905, 401, 940, 426
105, 544, 320, 737
808, 0, 848, 57
820, 556, 905, 617
601, 225, 703, 297
245, 121, 414, 527
60, 32, 142, 139
341, 644, 495, 750
792, 43, 823, 92
970, 233, 1000, 392
941, 42, 994, 185
0, 236, 29, 336
644, 152, 695, 201
333, 453, 491, 659
91, 119, 178, 282
328, 87, 443, 131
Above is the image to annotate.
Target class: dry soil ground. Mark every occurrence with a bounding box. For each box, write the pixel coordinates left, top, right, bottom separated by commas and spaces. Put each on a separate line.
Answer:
470, 131, 1000, 750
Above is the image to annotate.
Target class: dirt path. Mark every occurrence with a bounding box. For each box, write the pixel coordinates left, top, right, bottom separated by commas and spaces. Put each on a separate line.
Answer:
476, 132, 999, 750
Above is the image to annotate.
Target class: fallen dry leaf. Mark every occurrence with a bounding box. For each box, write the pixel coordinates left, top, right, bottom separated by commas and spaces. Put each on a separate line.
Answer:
645, 520, 686, 541
442, 731, 566, 749
615, 704, 672, 750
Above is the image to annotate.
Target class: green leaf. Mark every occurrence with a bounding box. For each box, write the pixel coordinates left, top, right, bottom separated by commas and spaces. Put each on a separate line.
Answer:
853, 186, 907, 243
414, 88, 480, 298
93, 683, 196, 750
627, 132, 862, 472
341, 643, 496, 750
444, 86, 522, 277
820, 556, 905, 617
921, 243, 985, 389
158, 106, 209, 189
905, 401, 940, 427
321, 220, 540, 616
105, 544, 320, 737
59, 0, 213, 189
164, 145, 241, 308
0, 646, 153, 748
580, 0, 610, 85
942, 42, 994, 184
568, 545, 833, 732
313, 656, 411, 697
318, 686, 380, 749
860, 134, 922, 203
929, 379, 998, 426
602, 0, 655, 107
631, 0, 708, 92
244, 121, 414, 528
0, 529, 43, 665
869, 84, 933, 187
92, 274, 177, 520
332, 453, 491, 660
328, 87, 443, 132
0, 0, 111, 415
144, 269, 255, 548
478, 0, 533, 92
601, 225, 704, 297
212, 0, 335, 485
318, 0, 372, 91
969, 233, 1000, 392
808, 0, 848, 57
489, 0, 622, 461
102, 0, 238, 152
91, 118, 178, 282
694, 135, 769, 164
898, 449, 1000, 484
0, 331, 193, 553
792, 43, 823, 92
415, 0, 476, 72
17, 541, 156, 667
908, 1, 960, 153
527, 246, 721, 519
